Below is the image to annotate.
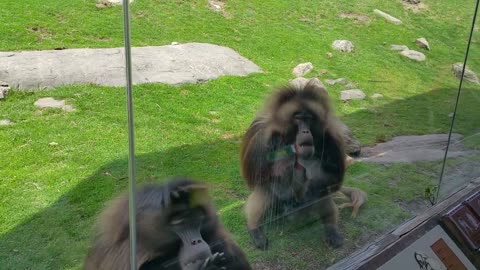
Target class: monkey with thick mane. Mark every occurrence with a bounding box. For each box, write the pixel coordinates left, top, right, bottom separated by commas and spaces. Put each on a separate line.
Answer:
240, 78, 366, 250
84, 177, 252, 270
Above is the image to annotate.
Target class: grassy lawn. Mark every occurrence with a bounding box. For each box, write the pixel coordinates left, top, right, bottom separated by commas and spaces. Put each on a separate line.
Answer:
1, 0, 479, 269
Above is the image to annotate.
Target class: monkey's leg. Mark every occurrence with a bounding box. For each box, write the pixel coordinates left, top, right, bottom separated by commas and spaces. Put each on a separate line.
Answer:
318, 196, 344, 248
245, 187, 270, 250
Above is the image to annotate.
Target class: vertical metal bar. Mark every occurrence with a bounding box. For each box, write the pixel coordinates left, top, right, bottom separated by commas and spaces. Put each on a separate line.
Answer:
435, 0, 479, 204
121, 0, 137, 269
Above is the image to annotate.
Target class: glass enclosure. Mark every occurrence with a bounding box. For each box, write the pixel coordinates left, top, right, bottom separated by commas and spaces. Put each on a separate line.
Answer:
0, 1, 478, 270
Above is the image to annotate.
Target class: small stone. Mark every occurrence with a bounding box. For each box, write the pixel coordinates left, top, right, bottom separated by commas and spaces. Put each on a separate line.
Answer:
391, 44, 409, 51
290, 77, 327, 93
34, 97, 75, 112
289, 77, 310, 89
404, 0, 421, 4
292, 62, 314, 77
0, 81, 10, 99
171, 42, 179, 45
373, 9, 402, 24
49, 142, 59, 146
0, 119, 12, 126
332, 40, 354, 52
400, 50, 426, 61
345, 82, 357, 88
452, 63, 480, 84
325, 78, 347, 85
448, 112, 454, 118
416, 38, 430, 50
96, 0, 133, 7
371, 93, 384, 99
340, 89, 366, 101
326, 52, 334, 58
319, 69, 328, 75
208, 0, 225, 12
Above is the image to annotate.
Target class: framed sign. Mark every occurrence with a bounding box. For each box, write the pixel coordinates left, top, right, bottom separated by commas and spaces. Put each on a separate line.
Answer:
377, 225, 475, 270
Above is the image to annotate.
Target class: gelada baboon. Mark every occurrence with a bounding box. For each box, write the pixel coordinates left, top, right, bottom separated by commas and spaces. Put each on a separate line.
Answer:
84, 177, 252, 270
240, 79, 365, 250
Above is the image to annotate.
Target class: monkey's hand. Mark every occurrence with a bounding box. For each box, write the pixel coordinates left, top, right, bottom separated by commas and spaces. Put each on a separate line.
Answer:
200, 252, 227, 270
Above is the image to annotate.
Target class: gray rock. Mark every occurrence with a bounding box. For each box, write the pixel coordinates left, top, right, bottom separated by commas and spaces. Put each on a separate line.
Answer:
416, 37, 430, 50
360, 134, 478, 163
0, 43, 262, 90
0, 81, 10, 99
371, 93, 384, 99
289, 77, 310, 89
404, 0, 421, 4
325, 78, 347, 85
340, 89, 366, 101
373, 9, 402, 24
452, 63, 480, 84
289, 77, 327, 93
292, 62, 314, 77
448, 112, 454, 118
332, 40, 354, 52
0, 119, 12, 126
391, 44, 409, 51
34, 97, 75, 112
400, 49, 426, 61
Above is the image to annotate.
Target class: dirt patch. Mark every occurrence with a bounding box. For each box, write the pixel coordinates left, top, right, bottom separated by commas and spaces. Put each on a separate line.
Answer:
27, 26, 52, 41
221, 133, 234, 139
400, 0, 429, 13
339, 12, 370, 24
207, 0, 232, 19
396, 198, 431, 216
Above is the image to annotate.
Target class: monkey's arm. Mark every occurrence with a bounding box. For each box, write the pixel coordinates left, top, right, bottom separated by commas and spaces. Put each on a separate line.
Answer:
337, 186, 367, 218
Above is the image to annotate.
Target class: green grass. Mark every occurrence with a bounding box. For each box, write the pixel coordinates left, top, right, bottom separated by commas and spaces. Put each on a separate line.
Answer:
1, 0, 480, 269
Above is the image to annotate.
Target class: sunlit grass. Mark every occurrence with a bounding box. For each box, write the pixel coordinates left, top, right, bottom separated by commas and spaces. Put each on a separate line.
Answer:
1, 0, 479, 269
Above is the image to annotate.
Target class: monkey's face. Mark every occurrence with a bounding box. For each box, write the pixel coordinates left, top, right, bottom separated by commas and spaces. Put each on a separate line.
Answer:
293, 111, 315, 159
146, 182, 216, 270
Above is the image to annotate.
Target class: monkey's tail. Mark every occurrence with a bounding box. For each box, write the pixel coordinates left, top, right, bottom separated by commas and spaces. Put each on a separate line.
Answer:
338, 186, 367, 218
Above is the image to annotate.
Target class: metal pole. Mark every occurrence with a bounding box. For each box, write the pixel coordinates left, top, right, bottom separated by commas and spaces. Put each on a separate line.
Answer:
435, 0, 479, 204
121, 0, 137, 269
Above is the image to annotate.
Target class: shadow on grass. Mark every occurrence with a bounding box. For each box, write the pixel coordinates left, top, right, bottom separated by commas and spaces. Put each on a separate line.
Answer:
1, 87, 479, 269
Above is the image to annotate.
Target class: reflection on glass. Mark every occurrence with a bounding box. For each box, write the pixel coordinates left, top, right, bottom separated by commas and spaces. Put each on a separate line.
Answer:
437, 5, 480, 201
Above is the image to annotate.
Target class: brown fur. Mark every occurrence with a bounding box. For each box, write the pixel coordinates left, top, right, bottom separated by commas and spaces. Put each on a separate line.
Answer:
240, 80, 348, 249
84, 178, 251, 270
337, 187, 368, 218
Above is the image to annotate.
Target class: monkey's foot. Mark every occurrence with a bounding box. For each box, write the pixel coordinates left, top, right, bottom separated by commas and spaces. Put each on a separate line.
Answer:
324, 227, 344, 248
247, 227, 268, 250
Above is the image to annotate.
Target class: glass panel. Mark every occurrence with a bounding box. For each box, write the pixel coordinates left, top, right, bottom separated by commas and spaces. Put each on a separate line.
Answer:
0, 1, 478, 270
437, 4, 480, 202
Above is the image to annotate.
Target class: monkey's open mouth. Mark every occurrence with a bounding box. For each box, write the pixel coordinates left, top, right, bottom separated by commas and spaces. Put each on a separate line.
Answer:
299, 142, 313, 147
